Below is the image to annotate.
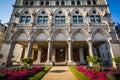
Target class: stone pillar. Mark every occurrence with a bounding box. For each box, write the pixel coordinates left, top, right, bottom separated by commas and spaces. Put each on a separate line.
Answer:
45, 41, 53, 66
27, 41, 33, 58
21, 46, 26, 59
108, 40, 116, 68
88, 41, 94, 66
52, 47, 56, 63
67, 40, 75, 65
6, 42, 16, 67
79, 47, 86, 64
35, 48, 42, 63
17, 45, 24, 62
65, 48, 68, 62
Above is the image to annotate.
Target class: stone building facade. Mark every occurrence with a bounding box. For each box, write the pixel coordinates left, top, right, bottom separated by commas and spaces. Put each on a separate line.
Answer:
0, 0, 120, 67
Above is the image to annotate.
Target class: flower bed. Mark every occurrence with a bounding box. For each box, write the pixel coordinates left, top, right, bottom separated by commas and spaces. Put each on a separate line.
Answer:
76, 66, 116, 80
0, 66, 43, 80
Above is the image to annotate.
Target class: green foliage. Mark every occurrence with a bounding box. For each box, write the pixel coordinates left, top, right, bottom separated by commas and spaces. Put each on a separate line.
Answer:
86, 56, 101, 65
10, 66, 33, 72
28, 66, 51, 80
107, 73, 120, 80
0, 72, 7, 80
0, 54, 3, 58
21, 58, 33, 64
113, 57, 120, 65
69, 66, 90, 80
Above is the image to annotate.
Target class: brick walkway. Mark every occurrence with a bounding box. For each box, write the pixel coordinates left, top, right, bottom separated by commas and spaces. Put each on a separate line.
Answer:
42, 66, 77, 80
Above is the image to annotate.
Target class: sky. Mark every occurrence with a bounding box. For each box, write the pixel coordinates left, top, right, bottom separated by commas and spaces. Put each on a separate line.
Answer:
0, 0, 120, 25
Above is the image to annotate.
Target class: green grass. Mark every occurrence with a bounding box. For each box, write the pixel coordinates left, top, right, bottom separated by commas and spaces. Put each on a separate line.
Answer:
69, 66, 90, 80
27, 66, 51, 80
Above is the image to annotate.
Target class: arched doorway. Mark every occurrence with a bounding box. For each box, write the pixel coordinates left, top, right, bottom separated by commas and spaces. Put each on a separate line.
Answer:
92, 29, 112, 66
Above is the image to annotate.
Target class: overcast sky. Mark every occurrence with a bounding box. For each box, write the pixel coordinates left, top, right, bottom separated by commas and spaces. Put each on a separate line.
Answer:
0, 0, 120, 25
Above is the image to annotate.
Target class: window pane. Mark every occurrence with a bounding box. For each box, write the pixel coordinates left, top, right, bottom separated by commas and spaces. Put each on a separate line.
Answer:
26, 16, 31, 23
21, 16, 26, 23
90, 16, 95, 22
61, 16, 65, 23
24, 1, 28, 6
78, 16, 83, 23
40, 1, 44, 5
46, 1, 49, 5
38, 16, 43, 23
61, 1, 65, 5
77, 1, 80, 5
87, 0, 91, 5
43, 16, 48, 23
72, 16, 77, 23
55, 16, 60, 23
96, 15, 101, 22
30, 1, 33, 5
71, 1, 75, 5
56, 1, 59, 5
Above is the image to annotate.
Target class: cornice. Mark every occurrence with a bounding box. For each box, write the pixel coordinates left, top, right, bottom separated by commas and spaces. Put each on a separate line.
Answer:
13, 5, 108, 8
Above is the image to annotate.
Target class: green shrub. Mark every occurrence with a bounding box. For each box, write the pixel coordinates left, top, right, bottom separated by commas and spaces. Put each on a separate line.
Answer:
0, 72, 7, 80
113, 57, 120, 65
21, 58, 33, 64
107, 73, 120, 80
86, 56, 101, 65
0, 54, 3, 58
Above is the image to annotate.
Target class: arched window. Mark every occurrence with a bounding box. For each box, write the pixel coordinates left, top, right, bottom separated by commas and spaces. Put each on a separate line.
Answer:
93, 0, 97, 5
20, 10, 31, 23
46, 1, 49, 5
56, 1, 59, 5
55, 10, 66, 23
30, 1, 33, 5
77, 1, 81, 5
87, 0, 91, 5
37, 10, 48, 23
90, 15, 101, 23
61, 1, 65, 5
71, 1, 75, 5
24, 1, 29, 6
40, 1, 44, 6
72, 10, 83, 23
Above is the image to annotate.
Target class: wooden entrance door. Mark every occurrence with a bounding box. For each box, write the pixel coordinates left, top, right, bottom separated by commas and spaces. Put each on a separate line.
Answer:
41, 48, 47, 62
56, 48, 65, 62
73, 48, 80, 62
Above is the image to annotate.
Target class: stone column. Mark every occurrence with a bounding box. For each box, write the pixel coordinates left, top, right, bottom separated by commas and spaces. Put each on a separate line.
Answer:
68, 40, 75, 65
88, 40, 94, 66
27, 41, 33, 58
6, 42, 16, 67
108, 40, 116, 68
52, 47, 56, 63
79, 47, 86, 64
21, 46, 26, 59
35, 48, 42, 63
45, 41, 53, 65
17, 45, 24, 62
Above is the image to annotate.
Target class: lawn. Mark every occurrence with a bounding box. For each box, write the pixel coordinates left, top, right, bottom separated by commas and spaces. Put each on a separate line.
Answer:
69, 66, 90, 80
28, 66, 51, 80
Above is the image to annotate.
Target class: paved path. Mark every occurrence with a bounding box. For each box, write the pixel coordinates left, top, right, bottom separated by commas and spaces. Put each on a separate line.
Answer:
42, 66, 77, 80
